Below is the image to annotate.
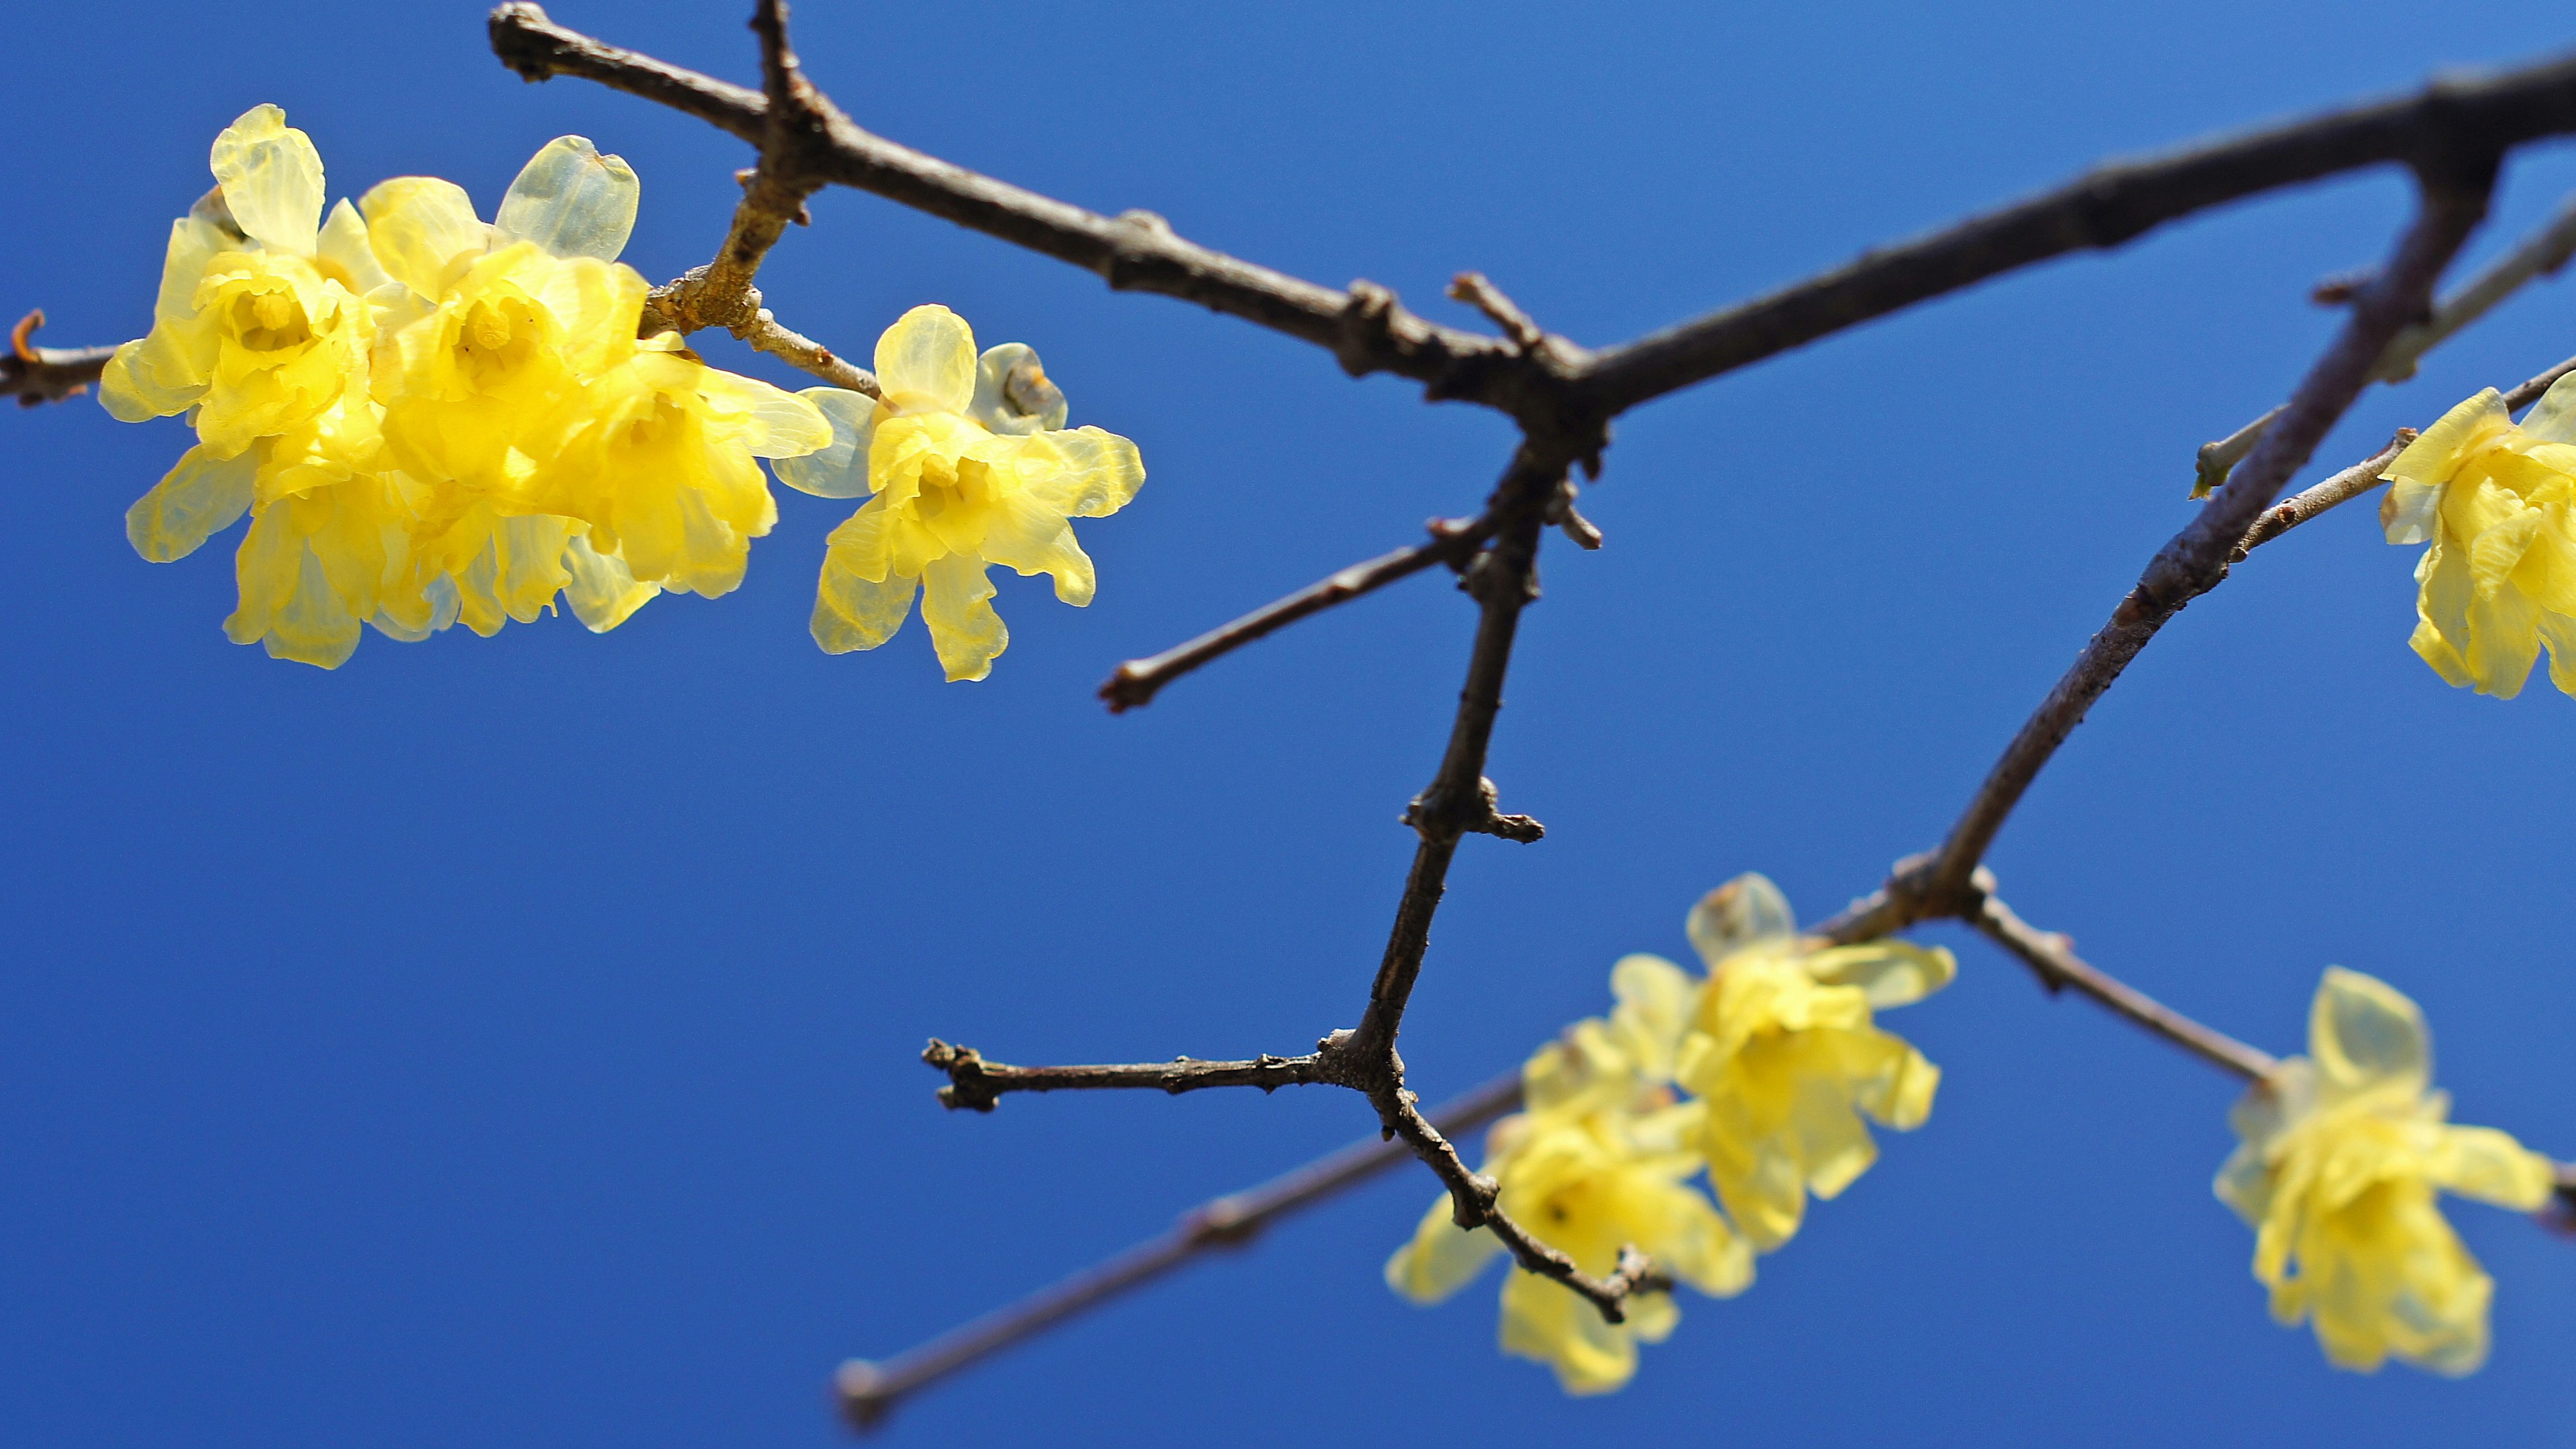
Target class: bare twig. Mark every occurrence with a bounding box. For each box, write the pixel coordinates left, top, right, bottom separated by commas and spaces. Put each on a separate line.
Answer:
2194, 193, 2576, 496
1, 311, 113, 407
836, 1068, 1523, 1431
1100, 515, 1495, 712
1968, 880, 2277, 1080
922, 1038, 1333, 1111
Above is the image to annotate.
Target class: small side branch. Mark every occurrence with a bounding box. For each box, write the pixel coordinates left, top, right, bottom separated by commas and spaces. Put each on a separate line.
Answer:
836, 1069, 1524, 1431
1, 311, 113, 407
1970, 884, 2278, 1081
922, 1039, 1332, 1112
1099, 515, 1495, 712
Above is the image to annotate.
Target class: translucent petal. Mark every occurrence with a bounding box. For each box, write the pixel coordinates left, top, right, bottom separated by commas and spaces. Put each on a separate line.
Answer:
127, 443, 259, 561
1633, 1181, 1752, 1297
773, 388, 881, 498
209, 104, 323, 257
737, 379, 833, 459
561, 533, 659, 633
99, 331, 207, 423
873, 305, 977, 413
812, 558, 916, 655
1499, 1273, 1635, 1396
2540, 610, 2576, 697
360, 176, 488, 299
2518, 369, 2576, 444
2310, 967, 2431, 1101
1383, 1195, 1502, 1304
494, 136, 640, 262
920, 553, 1006, 681
1685, 872, 1796, 969
2385, 390, 2508, 488
977, 491, 1097, 604
2423, 1125, 2554, 1210
1022, 427, 1146, 519
2382, 477, 2440, 546
1803, 940, 1957, 1008
1607, 954, 1697, 1081
315, 199, 391, 296
968, 342, 1068, 434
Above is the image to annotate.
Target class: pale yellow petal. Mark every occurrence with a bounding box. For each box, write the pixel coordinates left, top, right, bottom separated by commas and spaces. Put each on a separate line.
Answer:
210, 104, 323, 257
494, 136, 639, 262
2424, 1125, 2554, 1210
1023, 426, 1145, 519
1607, 953, 1697, 1081
873, 305, 977, 413
812, 557, 916, 654
1803, 940, 1957, 1008
127, 443, 259, 561
2517, 368, 2576, 445
920, 552, 1006, 681
2309, 967, 2430, 1101
2381, 476, 2441, 545
360, 176, 488, 298
561, 533, 659, 633
1383, 1195, 1502, 1304
1499, 1273, 1635, 1395
315, 199, 392, 295
2385, 390, 2508, 489
1685, 873, 1797, 969
773, 388, 881, 498
977, 490, 1097, 604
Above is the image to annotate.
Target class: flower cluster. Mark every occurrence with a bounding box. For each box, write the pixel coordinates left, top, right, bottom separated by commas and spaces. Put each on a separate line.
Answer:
2215, 967, 2553, 1375
2380, 372, 2576, 698
776, 305, 1145, 682
103, 105, 831, 666
1385, 873, 1952, 1393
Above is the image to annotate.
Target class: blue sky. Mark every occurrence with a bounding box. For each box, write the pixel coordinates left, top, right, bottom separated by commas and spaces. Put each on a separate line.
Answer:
5, 1, 2573, 1444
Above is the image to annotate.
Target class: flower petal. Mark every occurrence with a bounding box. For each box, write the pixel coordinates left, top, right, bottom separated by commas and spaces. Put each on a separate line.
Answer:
1803, 941, 1957, 1008
2385, 390, 2508, 488
360, 176, 488, 299
920, 552, 1006, 680
1023, 427, 1145, 519
2518, 369, 2576, 445
977, 490, 1097, 605
967, 342, 1068, 434
315, 199, 392, 296
773, 388, 882, 498
494, 136, 640, 262
873, 305, 976, 413
1383, 1195, 1503, 1304
1684, 872, 1796, 969
1499, 1272, 1635, 1395
1607, 953, 1697, 1081
2309, 967, 2430, 1101
812, 557, 916, 655
127, 442, 259, 561
2423, 1124, 2555, 1210
210, 104, 323, 257
561, 533, 659, 633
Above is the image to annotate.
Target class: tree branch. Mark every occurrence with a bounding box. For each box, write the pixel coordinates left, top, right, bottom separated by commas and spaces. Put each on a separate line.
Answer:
1574, 57, 2576, 415
0, 311, 113, 407
1871, 176, 2494, 930
835, 1069, 1523, 1431
1099, 514, 1494, 713
921, 1038, 1334, 1111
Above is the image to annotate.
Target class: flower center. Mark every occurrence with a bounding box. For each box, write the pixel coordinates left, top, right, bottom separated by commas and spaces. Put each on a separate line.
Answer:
227, 285, 313, 352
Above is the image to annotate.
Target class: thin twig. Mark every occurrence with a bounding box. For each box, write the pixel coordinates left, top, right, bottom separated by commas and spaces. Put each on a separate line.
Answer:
1969, 880, 2277, 1081
1099, 515, 1494, 712
835, 1068, 1523, 1431
0, 311, 113, 407
2194, 193, 2576, 496
922, 1038, 1333, 1111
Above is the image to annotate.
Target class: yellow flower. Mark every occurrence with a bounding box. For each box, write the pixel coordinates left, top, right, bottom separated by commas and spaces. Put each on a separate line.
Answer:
2380, 374, 2576, 698
366, 136, 825, 621
2214, 967, 2554, 1375
101, 105, 380, 455
775, 305, 1144, 681
1385, 954, 1752, 1395
1672, 873, 1952, 1251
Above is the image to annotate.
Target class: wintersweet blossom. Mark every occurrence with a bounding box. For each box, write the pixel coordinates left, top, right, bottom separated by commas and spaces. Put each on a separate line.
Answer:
105, 111, 826, 664
1385, 954, 1752, 1395
2214, 967, 2553, 1375
2380, 372, 2576, 698
774, 305, 1144, 681
365, 136, 828, 624
1672, 874, 1953, 1251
